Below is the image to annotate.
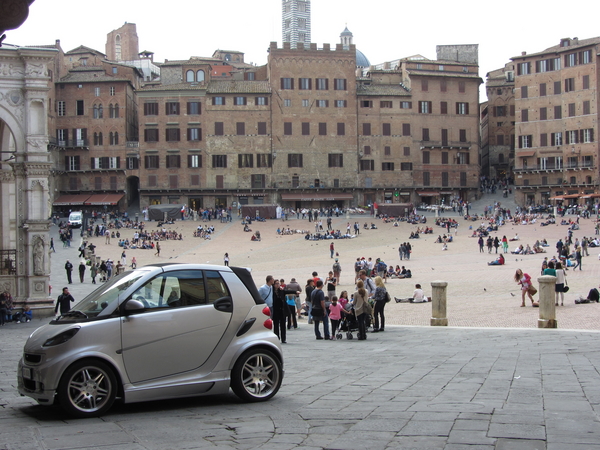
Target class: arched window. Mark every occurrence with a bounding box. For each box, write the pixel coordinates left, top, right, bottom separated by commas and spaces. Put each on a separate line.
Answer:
98, 104, 103, 118
196, 70, 205, 82
93, 104, 99, 119
109, 104, 114, 118
186, 70, 194, 82
114, 132, 119, 145
109, 132, 114, 145
114, 103, 119, 118
115, 35, 122, 60
98, 132, 103, 145
94, 132, 99, 145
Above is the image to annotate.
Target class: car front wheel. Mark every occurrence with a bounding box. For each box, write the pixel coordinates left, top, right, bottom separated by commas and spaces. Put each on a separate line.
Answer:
57, 359, 117, 417
231, 349, 282, 402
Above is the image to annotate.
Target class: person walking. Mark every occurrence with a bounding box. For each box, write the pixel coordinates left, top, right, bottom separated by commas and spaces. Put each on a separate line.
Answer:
106, 259, 113, 280
272, 279, 299, 343
502, 235, 509, 253
90, 263, 98, 284
326, 271, 337, 300
310, 280, 330, 340
493, 236, 500, 253
329, 296, 350, 340
49, 237, 56, 252
555, 262, 566, 306
55, 287, 75, 316
353, 280, 369, 340
155, 242, 161, 257
332, 258, 342, 284
305, 278, 315, 323
258, 275, 275, 314
329, 242, 335, 258
573, 246, 583, 270
64, 260, 73, 284
0, 291, 8, 326
121, 251, 127, 267
78, 261, 86, 283
223, 252, 229, 266
478, 236, 484, 253
286, 277, 302, 325
371, 276, 388, 332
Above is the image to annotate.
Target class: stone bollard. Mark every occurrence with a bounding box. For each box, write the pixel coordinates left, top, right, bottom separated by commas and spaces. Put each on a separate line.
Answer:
430, 280, 448, 326
537, 275, 557, 328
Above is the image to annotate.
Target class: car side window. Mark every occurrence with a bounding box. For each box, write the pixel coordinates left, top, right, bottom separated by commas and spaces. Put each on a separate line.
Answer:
205, 270, 230, 304
131, 270, 207, 309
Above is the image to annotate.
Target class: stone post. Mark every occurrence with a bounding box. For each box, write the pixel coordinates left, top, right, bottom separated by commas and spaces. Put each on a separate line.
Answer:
537, 275, 557, 328
430, 281, 448, 326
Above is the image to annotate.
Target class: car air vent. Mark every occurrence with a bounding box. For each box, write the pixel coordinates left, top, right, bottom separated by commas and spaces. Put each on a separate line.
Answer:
24, 353, 42, 364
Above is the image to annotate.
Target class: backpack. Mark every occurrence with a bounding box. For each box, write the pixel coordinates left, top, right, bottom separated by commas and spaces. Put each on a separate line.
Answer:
378, 262, 387, 272
355, 261, 362, 271
333, 262, 341, 272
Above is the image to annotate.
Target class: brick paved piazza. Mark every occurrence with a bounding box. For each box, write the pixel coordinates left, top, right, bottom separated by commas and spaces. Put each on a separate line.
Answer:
69, 191, 599, 331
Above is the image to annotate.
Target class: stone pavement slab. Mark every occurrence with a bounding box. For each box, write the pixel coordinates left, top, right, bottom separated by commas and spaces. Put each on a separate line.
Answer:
2, 319, 600, 449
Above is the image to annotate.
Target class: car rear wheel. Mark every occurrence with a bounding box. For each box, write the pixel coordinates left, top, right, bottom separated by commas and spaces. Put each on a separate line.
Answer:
231, 349, 282, 402
57, 360, 117, 417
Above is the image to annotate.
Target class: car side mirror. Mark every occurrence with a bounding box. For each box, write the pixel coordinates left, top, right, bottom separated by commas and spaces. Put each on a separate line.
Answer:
124, 299, 146, 314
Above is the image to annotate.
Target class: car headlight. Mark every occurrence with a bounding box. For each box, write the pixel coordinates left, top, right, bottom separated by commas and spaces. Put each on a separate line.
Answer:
43, 327, 80, 347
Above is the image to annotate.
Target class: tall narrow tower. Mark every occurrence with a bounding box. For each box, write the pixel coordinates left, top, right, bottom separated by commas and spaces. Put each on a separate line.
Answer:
282, 0, 311, 48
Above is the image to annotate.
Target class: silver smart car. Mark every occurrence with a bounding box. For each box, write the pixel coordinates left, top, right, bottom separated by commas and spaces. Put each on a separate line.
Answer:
18, 264, 283, 417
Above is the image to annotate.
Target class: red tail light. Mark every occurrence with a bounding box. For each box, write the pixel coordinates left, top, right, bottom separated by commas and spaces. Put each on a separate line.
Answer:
263, 318, 273, 330
262, 306, 271, 316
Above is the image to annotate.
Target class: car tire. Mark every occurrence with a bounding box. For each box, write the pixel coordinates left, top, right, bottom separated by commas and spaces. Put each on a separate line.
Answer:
231, 348, 282, 402
57, 359, 117, 418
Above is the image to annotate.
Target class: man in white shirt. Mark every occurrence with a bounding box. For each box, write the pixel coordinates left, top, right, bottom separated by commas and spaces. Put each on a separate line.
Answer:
357, 270, 376, 298
412, 284, 427, 303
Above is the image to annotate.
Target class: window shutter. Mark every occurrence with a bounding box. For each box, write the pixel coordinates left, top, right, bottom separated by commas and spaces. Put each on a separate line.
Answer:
116, 157, 120, 168
238, 154, 242, 167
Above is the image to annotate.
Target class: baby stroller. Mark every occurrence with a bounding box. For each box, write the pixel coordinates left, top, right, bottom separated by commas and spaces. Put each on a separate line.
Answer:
336, 306, 371, 340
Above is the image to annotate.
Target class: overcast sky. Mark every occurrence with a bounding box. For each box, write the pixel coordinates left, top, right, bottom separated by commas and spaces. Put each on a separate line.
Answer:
8, 0, 600, 99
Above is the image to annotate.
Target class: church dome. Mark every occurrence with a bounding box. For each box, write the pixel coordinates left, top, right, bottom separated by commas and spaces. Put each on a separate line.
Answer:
356, 49, 370, 68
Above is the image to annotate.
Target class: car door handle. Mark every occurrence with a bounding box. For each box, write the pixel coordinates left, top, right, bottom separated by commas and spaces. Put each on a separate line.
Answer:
214, 296, 233, 313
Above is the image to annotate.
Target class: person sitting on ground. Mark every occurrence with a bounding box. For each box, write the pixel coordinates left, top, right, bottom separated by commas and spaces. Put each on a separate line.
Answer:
488, 254, 505, 266
442, 243, 448, 251
575, 284, 600, 303
511, 244, 524, 254
411, 284, 428, 303
509, 233, 520, 241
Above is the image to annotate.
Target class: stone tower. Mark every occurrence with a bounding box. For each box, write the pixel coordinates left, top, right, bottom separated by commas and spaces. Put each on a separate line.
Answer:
106, 22, 140, 61
282, 0, 311, 49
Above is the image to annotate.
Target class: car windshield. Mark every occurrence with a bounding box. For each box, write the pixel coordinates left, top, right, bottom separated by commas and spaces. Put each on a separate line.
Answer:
56, 270, 148, 320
